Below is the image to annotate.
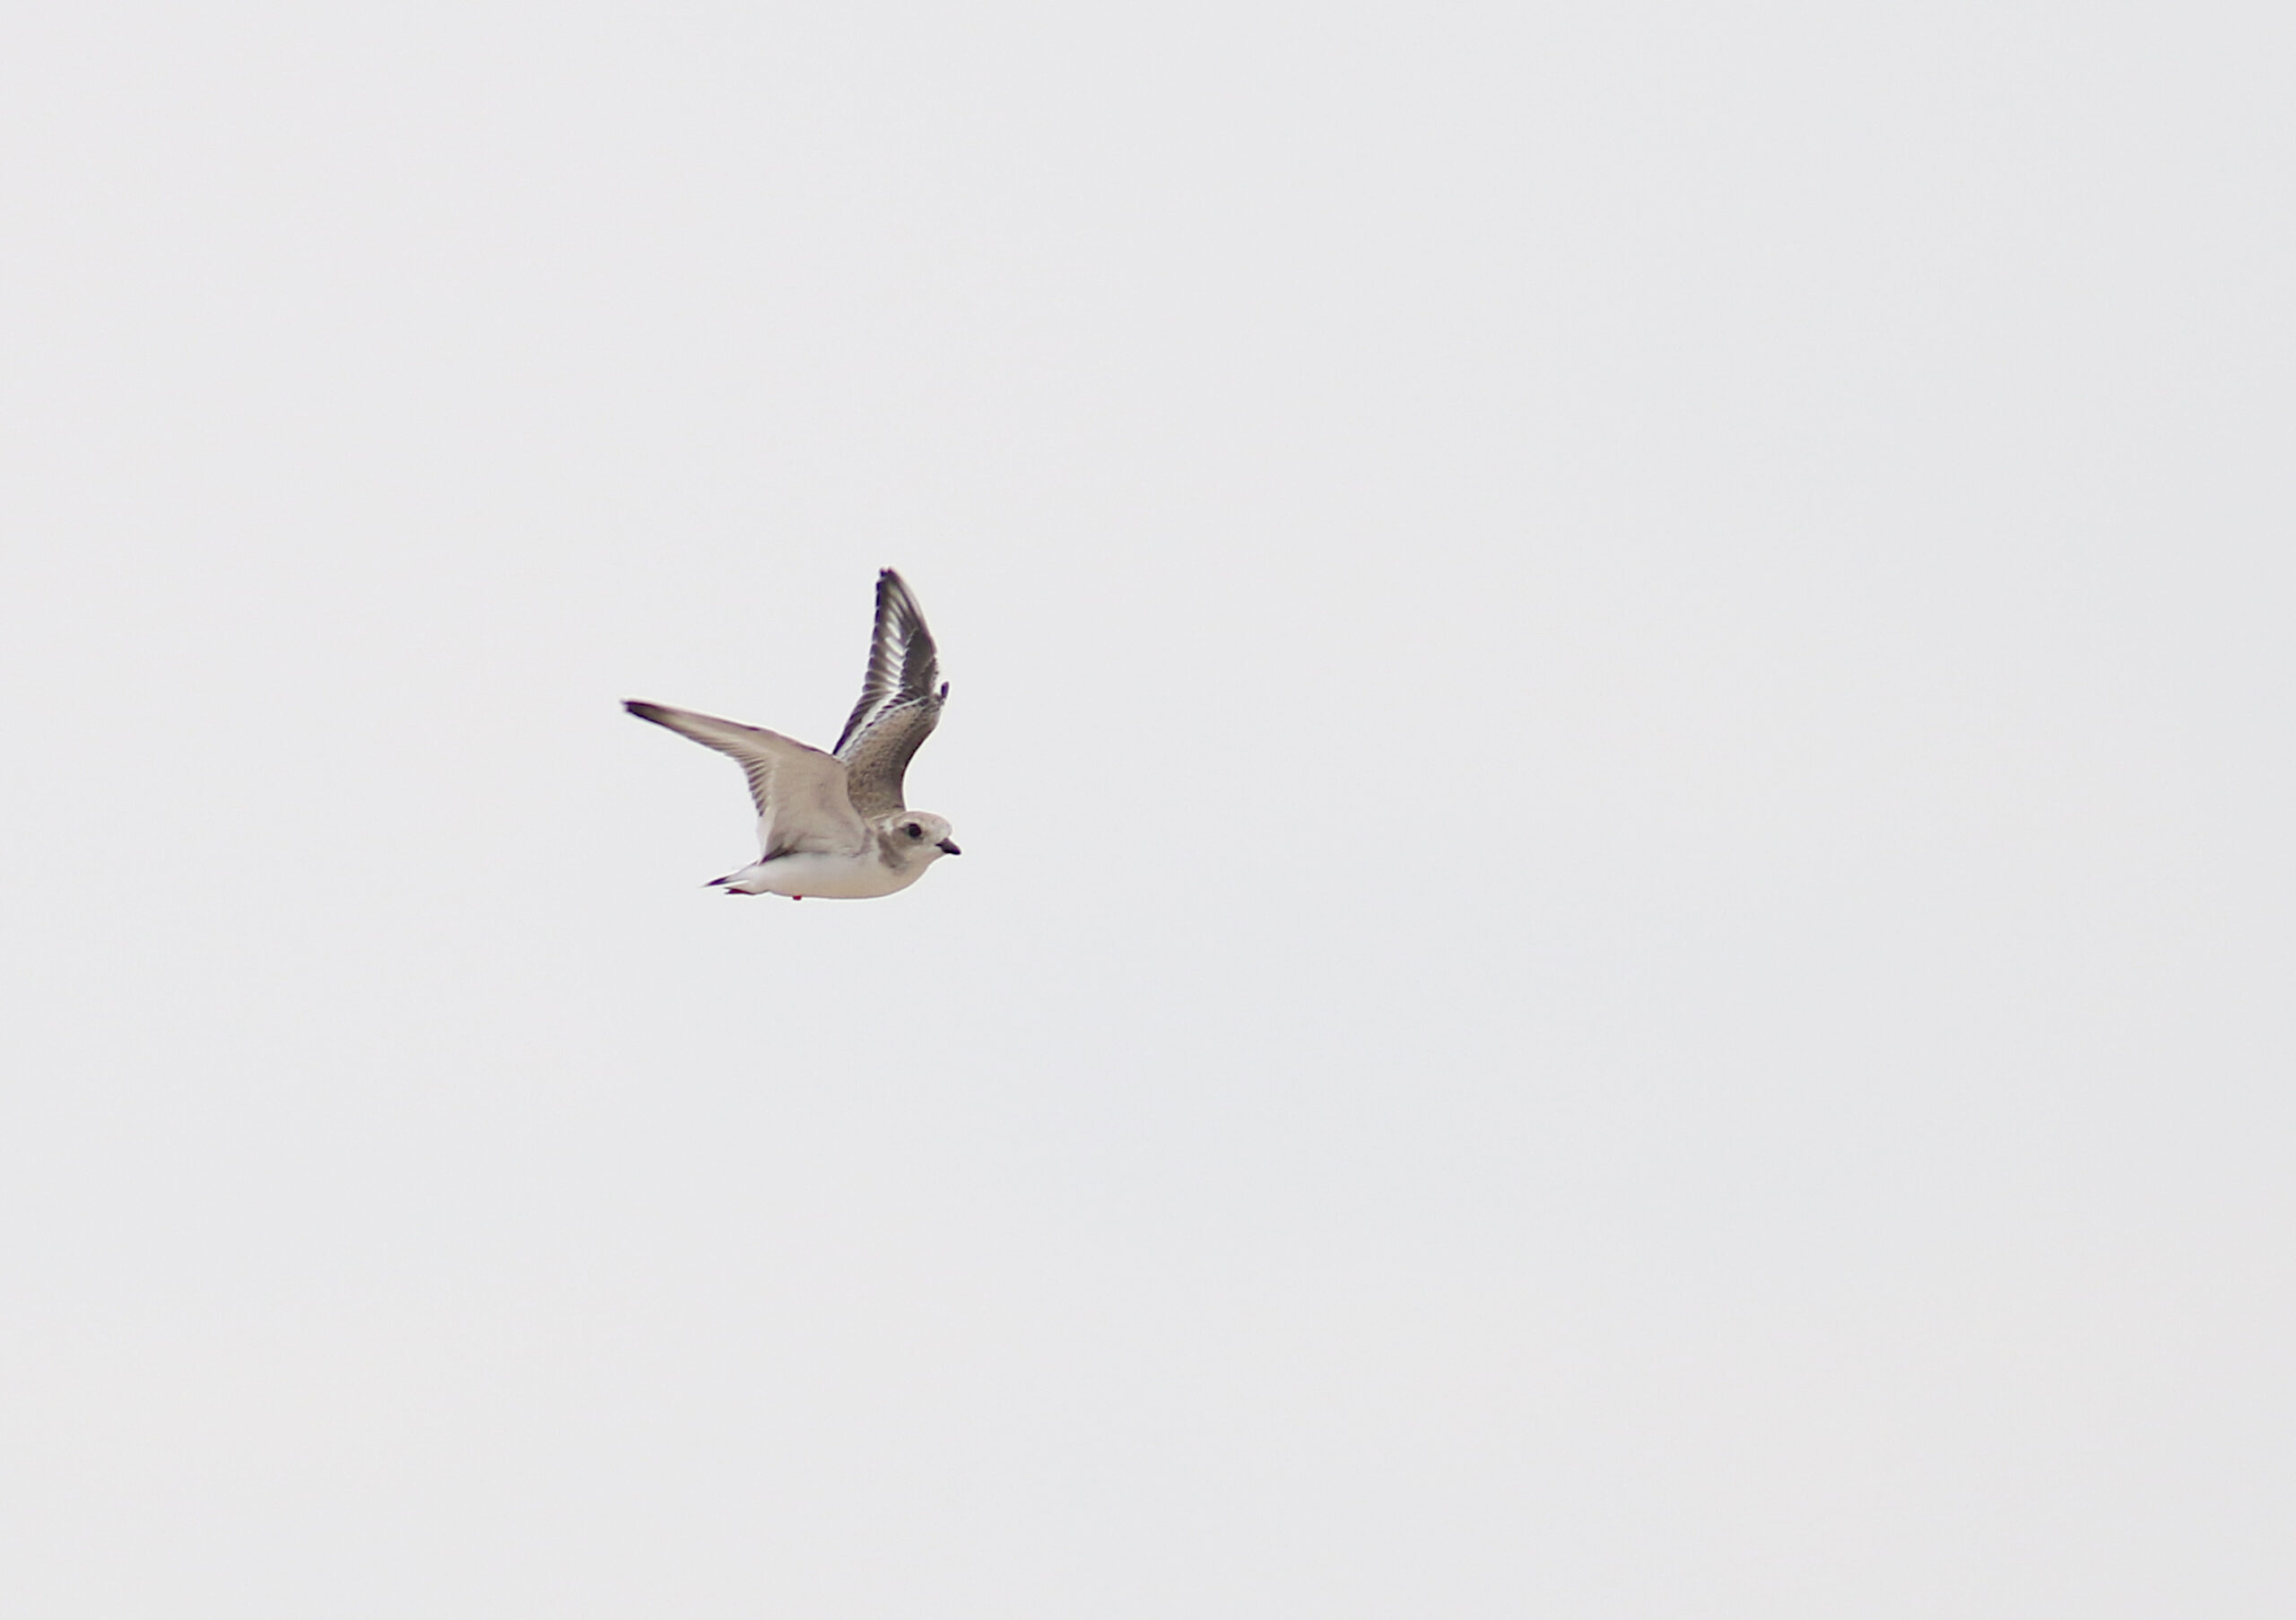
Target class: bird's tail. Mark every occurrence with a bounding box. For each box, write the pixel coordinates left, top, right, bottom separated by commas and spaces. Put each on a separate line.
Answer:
707, 864, 774, 895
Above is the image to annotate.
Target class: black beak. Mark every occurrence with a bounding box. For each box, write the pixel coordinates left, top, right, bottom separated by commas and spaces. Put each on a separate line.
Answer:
936, 839, 961, 856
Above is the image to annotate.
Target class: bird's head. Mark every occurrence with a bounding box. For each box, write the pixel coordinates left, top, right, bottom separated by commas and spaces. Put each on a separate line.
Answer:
884, 811, 961, 864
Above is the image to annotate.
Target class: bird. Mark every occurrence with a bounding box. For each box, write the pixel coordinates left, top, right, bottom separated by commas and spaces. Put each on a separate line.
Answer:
625, 569, 961, 900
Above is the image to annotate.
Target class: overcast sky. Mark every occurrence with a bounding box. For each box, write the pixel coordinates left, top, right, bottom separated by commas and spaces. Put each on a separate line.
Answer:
4, 3, 2292, 1615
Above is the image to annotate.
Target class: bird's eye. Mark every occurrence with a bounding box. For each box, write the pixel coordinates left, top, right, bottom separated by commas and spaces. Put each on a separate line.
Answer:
906, 823, 922, 839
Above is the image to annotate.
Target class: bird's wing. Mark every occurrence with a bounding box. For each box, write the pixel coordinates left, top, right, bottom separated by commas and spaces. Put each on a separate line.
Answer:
625, 701, 868, 858
832, 569, 947, 820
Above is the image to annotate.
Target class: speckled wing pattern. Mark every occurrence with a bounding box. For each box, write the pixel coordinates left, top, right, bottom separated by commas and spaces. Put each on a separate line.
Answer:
832, 569, 948, 820
622, 701, 868, 860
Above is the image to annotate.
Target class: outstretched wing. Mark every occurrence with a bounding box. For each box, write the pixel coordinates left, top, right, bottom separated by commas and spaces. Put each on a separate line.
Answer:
832, 569, 947, 819
625, 701, 868, 858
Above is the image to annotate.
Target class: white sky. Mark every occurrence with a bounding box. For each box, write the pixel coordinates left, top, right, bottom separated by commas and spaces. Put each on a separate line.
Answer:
4, 3, 2292, 1614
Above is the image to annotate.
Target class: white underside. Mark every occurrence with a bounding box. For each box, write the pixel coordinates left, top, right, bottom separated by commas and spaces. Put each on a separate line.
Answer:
720, 849, 925, 899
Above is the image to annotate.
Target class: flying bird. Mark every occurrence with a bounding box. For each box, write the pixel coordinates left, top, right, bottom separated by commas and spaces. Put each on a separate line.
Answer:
626, 569, 960, 900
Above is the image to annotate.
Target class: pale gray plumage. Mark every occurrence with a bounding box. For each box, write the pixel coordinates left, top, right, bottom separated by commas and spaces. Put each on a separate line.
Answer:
620, 703, 864, 862
624, 570, 959, 901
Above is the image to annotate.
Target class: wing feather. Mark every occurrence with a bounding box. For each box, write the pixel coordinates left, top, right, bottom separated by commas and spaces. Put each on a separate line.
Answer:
624, 701, 868, 858
834, 569, 948, 819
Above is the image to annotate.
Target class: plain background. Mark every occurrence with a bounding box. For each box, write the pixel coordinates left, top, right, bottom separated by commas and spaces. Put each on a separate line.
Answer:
4, 3, 2292, 1614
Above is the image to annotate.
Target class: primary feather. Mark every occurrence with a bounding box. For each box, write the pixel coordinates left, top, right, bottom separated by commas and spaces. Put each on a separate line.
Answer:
833, 569, 949, 820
